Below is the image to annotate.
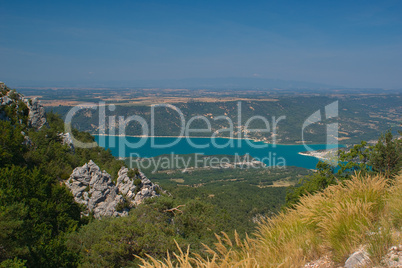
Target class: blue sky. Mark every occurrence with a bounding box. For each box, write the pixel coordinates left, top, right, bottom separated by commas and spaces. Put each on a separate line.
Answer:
1, 0, 402, 88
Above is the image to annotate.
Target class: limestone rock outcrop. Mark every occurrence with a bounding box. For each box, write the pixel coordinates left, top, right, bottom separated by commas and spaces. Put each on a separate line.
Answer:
23, 97, 47, 129
0, 93, 16, 121
58, 132, 74, 151
65, 160, 161, 218
0, 86, 47, 129
0, 95, 12, 106
117, 167, 161, 205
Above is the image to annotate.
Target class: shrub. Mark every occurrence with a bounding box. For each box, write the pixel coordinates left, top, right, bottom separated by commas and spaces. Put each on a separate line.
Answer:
134, 178, 142, 187
134, 167, 140, 175
8, 90, 18, 100
115, 200, 130, 211
0, 258, 27, 268
127, 169, 136, 178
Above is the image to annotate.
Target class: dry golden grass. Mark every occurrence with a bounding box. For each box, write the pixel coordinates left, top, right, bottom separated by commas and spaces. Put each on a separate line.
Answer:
388, 173, 402, 228
138, 173, 402, 267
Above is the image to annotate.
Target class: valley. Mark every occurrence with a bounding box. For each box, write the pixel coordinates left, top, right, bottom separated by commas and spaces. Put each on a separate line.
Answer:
17, 88, 400, 144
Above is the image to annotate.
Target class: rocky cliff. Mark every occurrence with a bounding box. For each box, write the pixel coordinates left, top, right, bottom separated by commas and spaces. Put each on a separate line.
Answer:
65, 160, 161, 218
0, 87, 47, 129
23, 97, 47, 129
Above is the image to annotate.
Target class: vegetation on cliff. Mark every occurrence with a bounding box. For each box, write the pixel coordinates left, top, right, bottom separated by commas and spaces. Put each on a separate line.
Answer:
0, 86, 124, 266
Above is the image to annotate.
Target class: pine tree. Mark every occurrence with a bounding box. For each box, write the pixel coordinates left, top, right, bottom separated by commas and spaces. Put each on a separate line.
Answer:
369, 130, 402, 178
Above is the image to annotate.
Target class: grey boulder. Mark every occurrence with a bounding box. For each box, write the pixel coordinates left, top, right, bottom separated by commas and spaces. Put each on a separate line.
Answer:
66, 161, 161, 218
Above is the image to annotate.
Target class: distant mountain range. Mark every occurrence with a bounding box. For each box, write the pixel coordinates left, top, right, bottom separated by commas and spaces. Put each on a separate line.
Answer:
5, 77, 402, 94
114, 77, 341, 90
3, 77, 339, 89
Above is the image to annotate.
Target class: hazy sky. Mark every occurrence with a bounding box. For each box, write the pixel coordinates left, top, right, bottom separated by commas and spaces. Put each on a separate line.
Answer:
1, 0, 402, 88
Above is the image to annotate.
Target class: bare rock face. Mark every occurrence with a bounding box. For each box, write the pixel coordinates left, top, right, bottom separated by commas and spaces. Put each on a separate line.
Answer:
58, 132, 74, 151
65, 160, 126, 218
116, 167, 138, 200
133, 172, 160, 206
0, 95, 12, 106
117, 167, 162, 205
23, 97, 47, 129
0, 92, 20, 121
65, 161, 161, 218
0, 86, 47, 130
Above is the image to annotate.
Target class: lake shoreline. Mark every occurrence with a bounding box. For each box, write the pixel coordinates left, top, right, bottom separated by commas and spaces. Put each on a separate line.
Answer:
93, 133, 333, 146
298, 148, 340, 161
92, 135, 340, 169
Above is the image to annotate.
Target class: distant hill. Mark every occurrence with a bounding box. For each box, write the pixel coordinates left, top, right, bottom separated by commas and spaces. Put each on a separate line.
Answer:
3, 77, 339, 90
116, 77, 340, 90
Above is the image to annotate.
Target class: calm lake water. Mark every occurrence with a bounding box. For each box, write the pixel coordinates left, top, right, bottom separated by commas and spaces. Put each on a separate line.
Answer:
94, 135, 340, 170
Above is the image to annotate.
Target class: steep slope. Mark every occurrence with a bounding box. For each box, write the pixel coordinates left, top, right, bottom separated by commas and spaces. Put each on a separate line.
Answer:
1, 84, 162, 218
0, 86, 46, 129
0, 83, 165, 267
139, 173, 402, 267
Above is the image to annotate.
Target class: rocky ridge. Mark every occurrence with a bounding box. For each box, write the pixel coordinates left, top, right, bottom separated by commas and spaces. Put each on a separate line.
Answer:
0, 87, 47, 129
65, 160, 161, 218
23, 97, 47, 129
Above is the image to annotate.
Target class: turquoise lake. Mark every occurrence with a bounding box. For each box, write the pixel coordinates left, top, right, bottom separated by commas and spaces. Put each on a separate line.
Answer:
94, 135, 340, 170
